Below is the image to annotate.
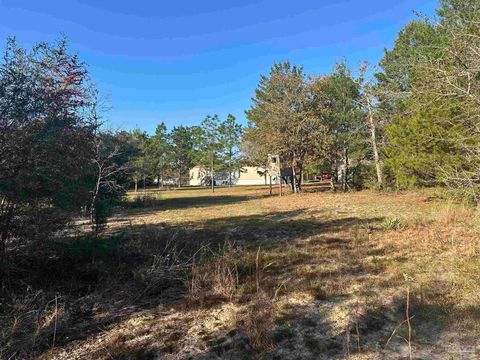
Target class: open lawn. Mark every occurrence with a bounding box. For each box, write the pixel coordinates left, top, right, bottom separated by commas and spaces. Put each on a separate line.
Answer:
3, 185, 480, 359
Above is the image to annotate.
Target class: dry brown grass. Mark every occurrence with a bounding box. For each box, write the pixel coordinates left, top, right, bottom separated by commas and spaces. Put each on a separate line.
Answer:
3, 184, 479, 359
237, 294, 276, 351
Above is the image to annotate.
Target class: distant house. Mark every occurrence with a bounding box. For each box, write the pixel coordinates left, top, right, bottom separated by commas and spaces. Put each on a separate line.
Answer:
234, 166, 268, 185
189, 165, 208, 186
189, 165, 270, 186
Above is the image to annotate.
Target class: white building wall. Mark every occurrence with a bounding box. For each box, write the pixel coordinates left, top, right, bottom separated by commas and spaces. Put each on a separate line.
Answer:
236, 178, 267, 185
190, 177, 202, 186
189, 166, 207, 186
189, 166, 270, 186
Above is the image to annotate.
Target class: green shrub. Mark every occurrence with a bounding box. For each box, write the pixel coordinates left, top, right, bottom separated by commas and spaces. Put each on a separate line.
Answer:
381, 216, 403, 231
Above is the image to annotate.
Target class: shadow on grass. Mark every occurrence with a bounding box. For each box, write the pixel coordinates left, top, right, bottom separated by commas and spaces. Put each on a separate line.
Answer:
122, 194, 263, 213
190, 296, 393, 359
190, 282, 480, 359
1, 207, 387, 359
301, 182, 335, 193
132, 185, 271, 193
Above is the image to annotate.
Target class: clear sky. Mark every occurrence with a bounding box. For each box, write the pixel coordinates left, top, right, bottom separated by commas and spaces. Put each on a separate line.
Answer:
0, 0, 438, 134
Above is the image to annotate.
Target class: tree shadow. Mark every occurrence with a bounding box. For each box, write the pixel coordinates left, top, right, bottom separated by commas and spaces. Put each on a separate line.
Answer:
189, 264, 480, 359
301, 182, 335, 193
55, 197, 475, 360
121, 194, 267, 216
3, 205, 387, 359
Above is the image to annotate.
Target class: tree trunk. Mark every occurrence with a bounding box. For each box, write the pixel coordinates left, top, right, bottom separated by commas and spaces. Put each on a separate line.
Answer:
229, 148, 233, 187
342, 146, 349, 192
90, 170, 102, 232
291, 164, 298, 194
211, 155, 215, 193
331, 151, 339, 192
330, 176, 336, 192
297, 159, 303, 192
298, 169, 303, 192
334, 154, 339, 183
160, 160, 164, 189
366, 95, 383, 189
134, 180, 138, 193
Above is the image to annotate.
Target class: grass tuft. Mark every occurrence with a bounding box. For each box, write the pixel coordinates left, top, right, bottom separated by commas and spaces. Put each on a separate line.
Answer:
381, 216, 403, 231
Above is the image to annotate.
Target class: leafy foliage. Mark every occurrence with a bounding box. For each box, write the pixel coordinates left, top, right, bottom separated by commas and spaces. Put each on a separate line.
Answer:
219, 114, 244, 186
169, 125, 197, 187
246, 62, 329, 192
0, 37, 94, 256
377, 0, 480, 202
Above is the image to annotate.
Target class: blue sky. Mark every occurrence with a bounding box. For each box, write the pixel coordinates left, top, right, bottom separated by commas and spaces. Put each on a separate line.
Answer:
0, 0, 438, 134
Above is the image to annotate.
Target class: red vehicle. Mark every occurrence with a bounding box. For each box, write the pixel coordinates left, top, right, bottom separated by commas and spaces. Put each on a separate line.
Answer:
315, 174, 332, 181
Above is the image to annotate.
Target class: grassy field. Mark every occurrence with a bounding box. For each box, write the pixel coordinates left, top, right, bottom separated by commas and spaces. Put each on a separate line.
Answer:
3, 184, 480, 359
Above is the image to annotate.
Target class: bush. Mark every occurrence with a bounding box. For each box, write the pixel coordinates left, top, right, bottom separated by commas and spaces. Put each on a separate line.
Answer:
381, 216, 403, 231
350, 163, 376, 190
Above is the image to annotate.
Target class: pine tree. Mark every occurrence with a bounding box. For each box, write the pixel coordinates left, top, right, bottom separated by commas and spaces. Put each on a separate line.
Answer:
147, 122, 170, 188
196, 115, 222, 192
246, 62, 328, 193
315, 61, 365, 191
219, 114, 243, 186
170, 126, 196, 187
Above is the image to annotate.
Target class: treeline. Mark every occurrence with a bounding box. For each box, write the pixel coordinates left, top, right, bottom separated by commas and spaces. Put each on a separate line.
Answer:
129, 113, 243, 191
245, 0, 480, 202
